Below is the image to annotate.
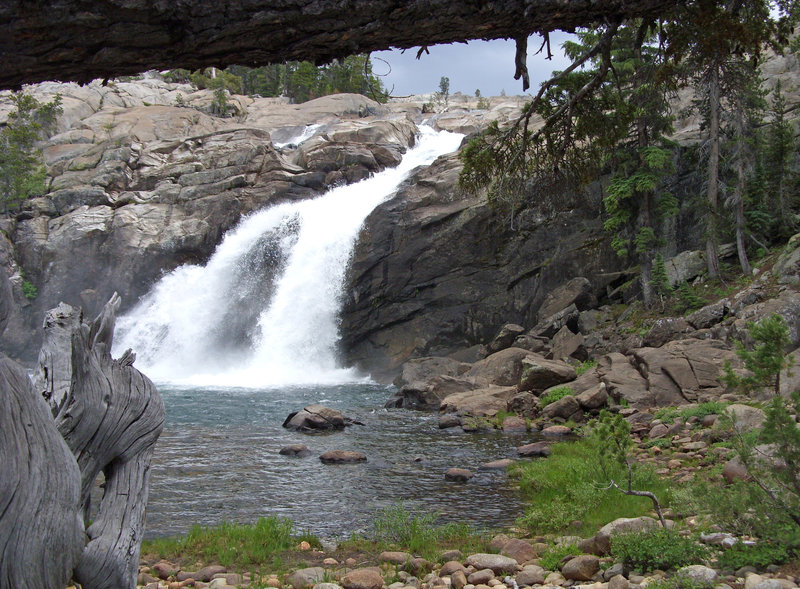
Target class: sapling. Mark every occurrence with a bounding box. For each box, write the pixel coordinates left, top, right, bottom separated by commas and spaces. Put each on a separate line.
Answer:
723, 313, 793, 396
721, 314, 800, 537
592, 410, 668, 527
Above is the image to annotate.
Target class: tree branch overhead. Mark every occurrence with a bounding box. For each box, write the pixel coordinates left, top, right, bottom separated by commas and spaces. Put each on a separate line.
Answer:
1, 0, 680, 89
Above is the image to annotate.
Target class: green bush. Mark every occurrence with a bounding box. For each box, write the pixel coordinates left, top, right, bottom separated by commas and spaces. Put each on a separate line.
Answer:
575, 359, 598, 376
21, 278, 37, 299
610, 529, 709, 571
539, 543, 580, 571
717, 541, 791, 570
653, 401, 729, 425
540, 386, 574, 407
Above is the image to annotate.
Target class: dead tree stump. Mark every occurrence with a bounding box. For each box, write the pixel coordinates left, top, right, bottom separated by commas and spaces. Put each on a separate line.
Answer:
35, 293, 165, 589
0, 267, 84, 589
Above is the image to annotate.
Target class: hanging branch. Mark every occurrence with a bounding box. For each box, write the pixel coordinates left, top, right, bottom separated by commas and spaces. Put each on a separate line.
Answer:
514, 35, 531, 91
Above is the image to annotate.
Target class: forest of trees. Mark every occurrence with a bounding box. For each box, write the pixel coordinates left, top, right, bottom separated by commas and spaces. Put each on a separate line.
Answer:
164, 55, 389, 104
460, 0, 800, 307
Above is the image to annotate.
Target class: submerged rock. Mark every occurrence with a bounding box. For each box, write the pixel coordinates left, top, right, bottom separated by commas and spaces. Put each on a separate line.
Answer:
319, 450, 367, 464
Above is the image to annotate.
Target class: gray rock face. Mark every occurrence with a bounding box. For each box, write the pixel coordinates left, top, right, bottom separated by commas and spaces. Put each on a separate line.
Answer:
340, 155, 622, 380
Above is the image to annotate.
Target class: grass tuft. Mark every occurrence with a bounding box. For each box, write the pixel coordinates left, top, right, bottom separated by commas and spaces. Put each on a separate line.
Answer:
511, 439, 675, 535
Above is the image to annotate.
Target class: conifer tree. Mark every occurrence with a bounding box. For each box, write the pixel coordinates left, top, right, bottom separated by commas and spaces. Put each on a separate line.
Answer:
0, 92, 62, 213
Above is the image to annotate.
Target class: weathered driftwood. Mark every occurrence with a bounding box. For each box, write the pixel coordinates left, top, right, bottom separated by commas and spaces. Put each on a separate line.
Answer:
0, 0, 680, 89
0, 268, 84, 589
35, 293, 165, 589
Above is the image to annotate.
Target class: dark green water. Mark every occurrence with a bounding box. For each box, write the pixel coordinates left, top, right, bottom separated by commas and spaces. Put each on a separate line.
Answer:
145, 383, 531, 540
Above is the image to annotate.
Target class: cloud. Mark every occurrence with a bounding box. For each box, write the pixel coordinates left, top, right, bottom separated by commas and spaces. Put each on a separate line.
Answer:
373, 32, 574, 97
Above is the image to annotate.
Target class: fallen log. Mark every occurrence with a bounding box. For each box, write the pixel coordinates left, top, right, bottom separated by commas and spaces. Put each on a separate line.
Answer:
34, 293, 165, 589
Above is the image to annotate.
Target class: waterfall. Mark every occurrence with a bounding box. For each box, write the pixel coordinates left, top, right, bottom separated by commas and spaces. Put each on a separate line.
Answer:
114, 126, 463, 387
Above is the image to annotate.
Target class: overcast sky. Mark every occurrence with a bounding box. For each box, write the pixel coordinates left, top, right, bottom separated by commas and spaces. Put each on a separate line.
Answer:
373, 31, 575, 98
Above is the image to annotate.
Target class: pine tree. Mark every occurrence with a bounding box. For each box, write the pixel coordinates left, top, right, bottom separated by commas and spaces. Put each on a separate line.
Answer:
650, 253, 673, 298
0, 93, 62, 213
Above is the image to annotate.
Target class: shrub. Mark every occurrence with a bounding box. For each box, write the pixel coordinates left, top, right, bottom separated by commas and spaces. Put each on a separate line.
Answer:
717, 541, 791, 570
575, 359, 598, 376
21, 278, 37, 299
610, 529, 709, 571
540, 386, 574, 407
539, 543, 580, 571
654, 402, 729, 425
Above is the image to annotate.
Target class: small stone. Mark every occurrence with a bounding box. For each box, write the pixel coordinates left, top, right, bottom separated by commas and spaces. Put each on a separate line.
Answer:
268, 578, 282, 587
153, 561, 180, 580
445, 468, 474, 482
516, 442, 551, 457
286, 567, 326, 589
439, 415, 462, 429
544, 572, 566, 586
603, 564, 625, 581
213, 573, 243, 586
541, 425, 572, 437
502, 416, 528, 432
465, 554, 519, 574
609, 574, 629, 589
342, 569, 385, 589
323, 558, 339, 566
139, 572, 160, 584
441, 550, 464, 562
298, 541, 312, 550
500, 538, 538, 564
648, 424, 669, 440
481, 459, 515, 470
452, 570, 468, 589
441, 562, 468, 576
468, 570, 495, 585
516, 565, 546, 586
562, 555, 600, 581
677, 565, 717, 585
197, 566, 227, 582
280, 444, 312, 457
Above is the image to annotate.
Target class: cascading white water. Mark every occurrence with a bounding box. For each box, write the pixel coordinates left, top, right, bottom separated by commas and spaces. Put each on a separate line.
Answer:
114, 126, 463, 387
272, 124, 322, 149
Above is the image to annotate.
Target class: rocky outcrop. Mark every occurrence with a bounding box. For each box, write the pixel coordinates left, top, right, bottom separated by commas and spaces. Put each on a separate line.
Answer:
341, 152, 623, 380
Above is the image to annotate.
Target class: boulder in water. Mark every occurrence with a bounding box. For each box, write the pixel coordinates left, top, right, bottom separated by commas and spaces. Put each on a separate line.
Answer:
319, 450, 367, 464
283, 404, 361, 432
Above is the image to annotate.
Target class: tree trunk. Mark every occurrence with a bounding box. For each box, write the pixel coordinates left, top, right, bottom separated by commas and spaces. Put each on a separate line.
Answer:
0, 269, 84, 589
734, 112, 752, 276
34, 294, 165, 589
705, 63, 722, 279
1, 0, 680, 90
